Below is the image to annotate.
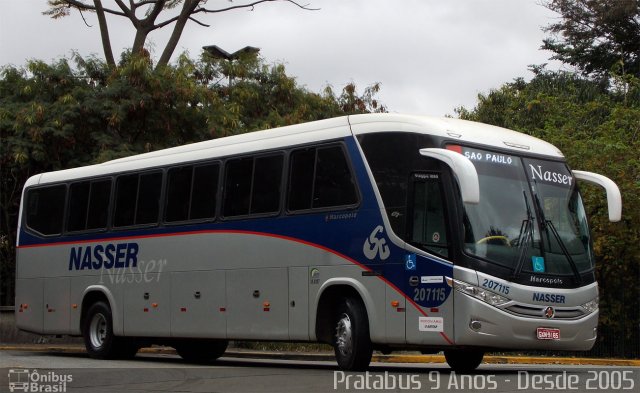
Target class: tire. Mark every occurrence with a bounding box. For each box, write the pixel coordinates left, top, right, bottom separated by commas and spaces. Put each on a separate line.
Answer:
444, 349, 484, 373
333, 297, 373, 371
82, 301, 137, 359
175, 339, 228, 363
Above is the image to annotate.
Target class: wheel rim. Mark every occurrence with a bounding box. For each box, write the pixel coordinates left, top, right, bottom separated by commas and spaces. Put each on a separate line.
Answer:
335, 313, 353, 357
89, 312, 107, 349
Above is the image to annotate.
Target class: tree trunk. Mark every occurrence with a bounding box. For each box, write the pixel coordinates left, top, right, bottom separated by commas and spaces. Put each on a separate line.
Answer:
156, 0, 198, 68
132, 29, 150, 56
94, 0, 115, 67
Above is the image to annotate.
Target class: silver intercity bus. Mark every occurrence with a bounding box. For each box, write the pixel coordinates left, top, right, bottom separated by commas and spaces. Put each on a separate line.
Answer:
15, 114, 622, 371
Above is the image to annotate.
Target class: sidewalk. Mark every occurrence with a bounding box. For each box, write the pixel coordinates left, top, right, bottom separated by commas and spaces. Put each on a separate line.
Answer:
1, 344, 638, 366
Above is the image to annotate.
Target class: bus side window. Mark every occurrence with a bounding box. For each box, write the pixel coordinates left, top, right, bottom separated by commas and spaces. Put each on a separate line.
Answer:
288, 145, 358, 211
166, 166, 193, 222
189, 163, 219, 220
67, 181, 90, 232
67, 178, 112, 232
136, 172, 162, 225
251, 155, 283, 214
288, 148, 315, 211
114, 171, 162, 227
86, 180, 111, 230
223, 157, 253, 217
114, 174, 138, 227
223, 155, 283, 217
26, 185, 67, 236
314, 146, 358, 208
166, 163, 219, 222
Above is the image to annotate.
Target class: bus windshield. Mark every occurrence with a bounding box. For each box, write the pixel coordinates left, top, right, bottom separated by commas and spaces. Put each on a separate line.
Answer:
458, 146, 594, 277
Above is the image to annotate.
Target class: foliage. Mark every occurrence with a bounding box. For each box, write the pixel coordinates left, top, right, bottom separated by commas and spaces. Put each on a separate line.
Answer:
457, 68, 640, 357
0, 52, 385, 306
542, 0, 640, 79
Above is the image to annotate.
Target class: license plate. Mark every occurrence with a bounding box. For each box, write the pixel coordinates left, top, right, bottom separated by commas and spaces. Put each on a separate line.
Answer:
537, 327, 561, 340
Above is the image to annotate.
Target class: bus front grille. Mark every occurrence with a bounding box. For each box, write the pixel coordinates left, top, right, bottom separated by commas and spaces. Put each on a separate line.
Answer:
503, 304, 586, 320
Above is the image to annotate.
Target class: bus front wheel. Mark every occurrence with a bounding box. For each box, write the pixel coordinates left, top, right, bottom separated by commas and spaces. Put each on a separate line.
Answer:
82, 301, 137, 359
333, 297, 372, 371
444, 349, 484, 373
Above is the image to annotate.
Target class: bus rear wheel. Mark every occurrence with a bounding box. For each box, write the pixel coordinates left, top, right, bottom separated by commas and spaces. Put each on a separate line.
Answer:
83, 301, 137, 359
175, 339, 228, 363
444, 349, 484, 373
333, 297, 372, 371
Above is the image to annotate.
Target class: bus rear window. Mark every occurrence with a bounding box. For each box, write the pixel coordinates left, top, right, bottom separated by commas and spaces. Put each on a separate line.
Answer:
26, 185, 66, 235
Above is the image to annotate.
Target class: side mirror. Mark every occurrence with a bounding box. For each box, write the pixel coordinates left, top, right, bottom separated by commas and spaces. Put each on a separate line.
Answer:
419, 148, 480, 204
572, 170, 622, 222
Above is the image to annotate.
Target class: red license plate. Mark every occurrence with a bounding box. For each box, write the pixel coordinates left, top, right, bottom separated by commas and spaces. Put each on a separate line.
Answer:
537, 327, 561, 340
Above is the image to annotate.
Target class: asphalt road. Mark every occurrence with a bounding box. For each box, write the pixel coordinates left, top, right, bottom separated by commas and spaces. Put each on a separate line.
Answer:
1, 349, 638, 393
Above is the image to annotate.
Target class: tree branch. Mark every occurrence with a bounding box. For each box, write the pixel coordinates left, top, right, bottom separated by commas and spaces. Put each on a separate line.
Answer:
94, 0, 116, 66
78, 8, 92, 27
145, 0, 166, 24
54, 0, 128, 17
132, 0, 161, 8
153, 0, 317, 31
152, 14, 181, 30
195, 0, 319, 14
113, 0, 136, 19
156, 0, 200, 67
188, 16, 210, 27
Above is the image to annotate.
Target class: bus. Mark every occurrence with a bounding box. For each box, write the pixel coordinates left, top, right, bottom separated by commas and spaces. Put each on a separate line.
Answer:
15, 114, 622, 371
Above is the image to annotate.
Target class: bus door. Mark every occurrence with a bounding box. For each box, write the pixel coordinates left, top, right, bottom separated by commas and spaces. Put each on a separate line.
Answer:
405, 171, 455, 345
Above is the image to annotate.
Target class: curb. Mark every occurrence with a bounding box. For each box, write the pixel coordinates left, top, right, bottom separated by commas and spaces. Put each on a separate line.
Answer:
1, 344, 638, 367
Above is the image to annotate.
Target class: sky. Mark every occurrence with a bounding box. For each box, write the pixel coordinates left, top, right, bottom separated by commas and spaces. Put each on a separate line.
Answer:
0, 0, 564, 116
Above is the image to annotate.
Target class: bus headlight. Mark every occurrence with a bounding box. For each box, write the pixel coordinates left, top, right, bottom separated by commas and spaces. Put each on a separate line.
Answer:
581, 296, 599, 314
446, 277, 510, 307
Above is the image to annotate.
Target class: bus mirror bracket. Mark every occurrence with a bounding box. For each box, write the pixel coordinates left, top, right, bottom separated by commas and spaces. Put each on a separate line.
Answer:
572, 170, 622, 222
419, 148, 480, 204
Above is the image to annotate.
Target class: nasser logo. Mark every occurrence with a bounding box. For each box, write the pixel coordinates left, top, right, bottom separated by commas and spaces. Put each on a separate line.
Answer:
544, 306, 555, 319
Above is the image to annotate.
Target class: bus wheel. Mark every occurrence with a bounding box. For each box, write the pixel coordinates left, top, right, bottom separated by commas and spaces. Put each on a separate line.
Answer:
444, 349, 484, 373
175, 339, 228, 363
83, 301, 132, 359
333, 297, 372, 371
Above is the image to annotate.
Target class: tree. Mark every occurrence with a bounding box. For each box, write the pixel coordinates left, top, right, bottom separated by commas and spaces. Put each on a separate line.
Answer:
457, 69, 640, 357
44, 0, 315, 68
542, 0, 640, 79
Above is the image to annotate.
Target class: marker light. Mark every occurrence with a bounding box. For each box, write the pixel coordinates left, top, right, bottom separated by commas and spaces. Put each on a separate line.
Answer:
446, 277, 510, 307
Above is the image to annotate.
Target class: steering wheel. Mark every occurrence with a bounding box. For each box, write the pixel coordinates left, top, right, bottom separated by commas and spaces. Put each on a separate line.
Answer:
476, 236, 511, 246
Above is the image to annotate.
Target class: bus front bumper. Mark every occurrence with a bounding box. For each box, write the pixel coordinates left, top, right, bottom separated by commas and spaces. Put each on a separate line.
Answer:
453, 292, 598, 351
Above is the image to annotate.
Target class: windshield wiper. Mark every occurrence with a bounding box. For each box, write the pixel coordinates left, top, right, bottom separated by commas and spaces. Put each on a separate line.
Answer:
532, 190, 582, 285
512, 191, 534, 280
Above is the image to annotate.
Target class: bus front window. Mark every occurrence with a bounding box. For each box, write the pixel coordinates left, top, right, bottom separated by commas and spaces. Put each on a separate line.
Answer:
457, 146, 595, 281
460, 148, 540, 270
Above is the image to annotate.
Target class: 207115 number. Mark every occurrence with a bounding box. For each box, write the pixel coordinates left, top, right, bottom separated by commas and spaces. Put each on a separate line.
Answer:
482, 278, 510, 295
413, 287, 446, 302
